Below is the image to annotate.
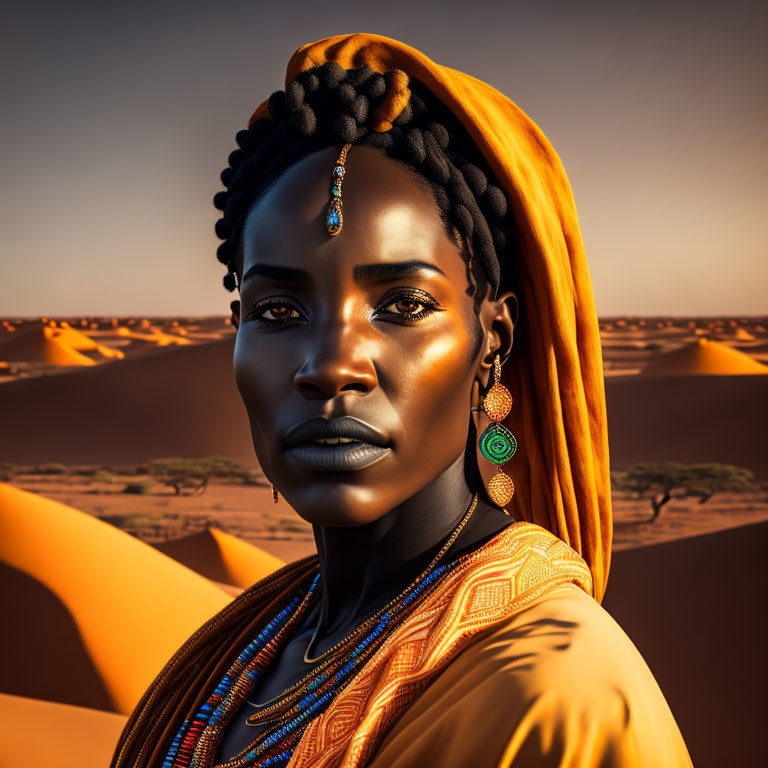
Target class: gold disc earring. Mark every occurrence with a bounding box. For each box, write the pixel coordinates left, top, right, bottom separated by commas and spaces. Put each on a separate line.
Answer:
479, 354, 517, 508
271, 483, 279, 504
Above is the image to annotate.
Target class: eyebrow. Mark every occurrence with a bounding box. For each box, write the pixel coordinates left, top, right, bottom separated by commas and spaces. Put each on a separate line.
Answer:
242, 259, 447, 287
353, 260, 447, 283
242, 263, 312, 285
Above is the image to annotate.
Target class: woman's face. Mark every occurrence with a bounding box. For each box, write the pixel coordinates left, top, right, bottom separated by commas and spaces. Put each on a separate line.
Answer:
232, 145, 509, 526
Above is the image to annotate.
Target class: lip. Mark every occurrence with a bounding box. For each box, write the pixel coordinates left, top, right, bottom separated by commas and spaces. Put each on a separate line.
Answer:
283, 416, 392, 472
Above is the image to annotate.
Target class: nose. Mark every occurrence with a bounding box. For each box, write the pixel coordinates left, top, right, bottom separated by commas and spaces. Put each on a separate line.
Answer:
294, 322, 378, 399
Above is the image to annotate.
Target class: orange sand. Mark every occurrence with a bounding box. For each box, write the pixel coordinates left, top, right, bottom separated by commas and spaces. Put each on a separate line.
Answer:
0, 326, 96, 366
0, 483, 234, 714
0, 693, 128, 768
0, 479, 764, 768
603, 520, 768, 768
48, 323, 124, 360
0, 337, 255, 465
154, 527, 284, 589
640, 337, 768, 376
606, 373, 768, 479
114, 326, 193, 346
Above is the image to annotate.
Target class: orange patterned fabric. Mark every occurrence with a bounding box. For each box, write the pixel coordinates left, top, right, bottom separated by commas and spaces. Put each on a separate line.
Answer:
246, 33, 613, 602
289, 522, 592, 768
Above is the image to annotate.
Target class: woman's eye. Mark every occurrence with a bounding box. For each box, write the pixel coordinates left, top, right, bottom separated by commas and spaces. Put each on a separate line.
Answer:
390, 297, 426, 315
378, 293, 441, 322
245, 301, 303, 327
261, 305, 299, 321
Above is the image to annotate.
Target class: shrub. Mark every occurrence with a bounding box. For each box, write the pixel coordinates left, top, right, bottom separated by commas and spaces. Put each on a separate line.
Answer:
240, 469, 269, 486
34, 462, 68, 475
123, 481, 152, 495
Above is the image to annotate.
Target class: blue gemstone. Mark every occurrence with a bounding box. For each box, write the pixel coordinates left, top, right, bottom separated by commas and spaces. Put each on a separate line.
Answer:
331, 185, 341, 197
333, 165, 345, 177
327, 207, 340, 230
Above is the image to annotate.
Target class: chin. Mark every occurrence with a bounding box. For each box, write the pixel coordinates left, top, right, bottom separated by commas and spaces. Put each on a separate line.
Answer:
280, 476, 400, 527
267, 441, 408, 526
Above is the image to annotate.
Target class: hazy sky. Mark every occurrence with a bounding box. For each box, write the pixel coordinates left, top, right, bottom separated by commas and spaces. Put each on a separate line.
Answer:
1, 0, 765, 316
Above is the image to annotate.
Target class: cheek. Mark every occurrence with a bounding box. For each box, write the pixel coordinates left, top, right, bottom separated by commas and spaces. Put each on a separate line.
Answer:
233, 331, 279, 464
392, 316, 476, 455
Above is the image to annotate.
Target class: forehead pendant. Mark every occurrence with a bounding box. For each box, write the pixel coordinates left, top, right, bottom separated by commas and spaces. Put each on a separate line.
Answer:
326, 143, 352, 236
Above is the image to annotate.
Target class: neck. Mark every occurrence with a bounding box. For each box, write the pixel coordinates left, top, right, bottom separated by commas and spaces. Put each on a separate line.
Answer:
308, 452, 513, 650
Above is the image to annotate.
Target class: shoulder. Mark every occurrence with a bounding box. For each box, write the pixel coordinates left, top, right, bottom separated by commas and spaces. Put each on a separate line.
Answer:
489, 581, 654, 699
370, 583, 693, 768
474, 583, 692, 766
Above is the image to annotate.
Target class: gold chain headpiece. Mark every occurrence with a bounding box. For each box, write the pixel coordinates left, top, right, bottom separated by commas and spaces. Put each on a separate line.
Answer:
325, 143, 351, 235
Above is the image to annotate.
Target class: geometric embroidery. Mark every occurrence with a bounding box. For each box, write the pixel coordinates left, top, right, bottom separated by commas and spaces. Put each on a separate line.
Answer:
288, 522, 592, 768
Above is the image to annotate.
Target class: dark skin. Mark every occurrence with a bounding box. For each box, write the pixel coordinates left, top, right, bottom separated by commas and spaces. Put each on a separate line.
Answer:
217, 145, 517, 761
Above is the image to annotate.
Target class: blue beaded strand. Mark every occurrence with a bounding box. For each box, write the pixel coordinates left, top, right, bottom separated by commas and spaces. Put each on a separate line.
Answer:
247, 562, 454, 764
163, 574, 320, 767
165, 557, 456, 768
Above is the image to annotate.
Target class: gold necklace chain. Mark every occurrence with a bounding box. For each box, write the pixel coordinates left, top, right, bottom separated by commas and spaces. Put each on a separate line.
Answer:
304, 492, 478, 663
243, 492, 478, 718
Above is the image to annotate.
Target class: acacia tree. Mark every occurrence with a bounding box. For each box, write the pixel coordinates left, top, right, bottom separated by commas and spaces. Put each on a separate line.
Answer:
146, 457, 245, 496
610, 462, 754, 521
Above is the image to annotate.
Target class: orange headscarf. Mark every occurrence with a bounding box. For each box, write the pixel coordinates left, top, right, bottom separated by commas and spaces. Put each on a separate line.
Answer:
248, 33, 612, 602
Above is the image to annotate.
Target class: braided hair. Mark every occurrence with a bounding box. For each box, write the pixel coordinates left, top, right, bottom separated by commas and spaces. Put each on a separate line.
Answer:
213, 62, 516, 317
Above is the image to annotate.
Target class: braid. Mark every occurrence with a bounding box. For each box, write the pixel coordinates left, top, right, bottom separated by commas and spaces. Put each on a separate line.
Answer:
213, 62, 516, 314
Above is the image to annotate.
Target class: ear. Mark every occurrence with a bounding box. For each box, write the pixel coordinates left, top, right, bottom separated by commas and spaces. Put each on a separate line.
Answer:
476, 289, 517, 392
229, 299, 240, 330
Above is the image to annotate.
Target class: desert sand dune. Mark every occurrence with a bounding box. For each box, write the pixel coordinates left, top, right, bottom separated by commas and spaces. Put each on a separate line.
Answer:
0, 337, 255, 465
182, 331, 228, 340
113, 326, 192, 346
154, 527, 284, 589
605, 373, 768, 479
603, 520, 768, 768
0, 692, 127, 768
0, 483, 233, 714
0, 559, 115, 710
1, 478, 763, 766
2, 331, 766, 489
740, 340, 768, 354
48, 323, 124, 360
0, 326, 96, 366
641, 325, 699, 337
640, 337, 768, 376
194, 317, 236, 333
731, 327, 756, 341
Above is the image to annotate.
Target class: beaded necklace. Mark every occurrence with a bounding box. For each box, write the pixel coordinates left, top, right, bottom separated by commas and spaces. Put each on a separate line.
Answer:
245, 490, 479, 715
162, 493, 478, 768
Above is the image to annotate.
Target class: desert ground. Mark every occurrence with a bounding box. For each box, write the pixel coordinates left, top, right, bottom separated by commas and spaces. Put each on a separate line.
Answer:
1, 313, 767, 768
5, 471, 768, 559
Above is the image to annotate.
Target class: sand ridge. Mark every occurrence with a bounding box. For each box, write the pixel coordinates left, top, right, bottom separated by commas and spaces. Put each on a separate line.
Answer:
153, 527, 285, 589
640, 337, 768, 377
0, 482, 235, 714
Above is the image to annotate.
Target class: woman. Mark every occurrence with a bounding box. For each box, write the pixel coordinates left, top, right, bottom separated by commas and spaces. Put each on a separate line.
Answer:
111, 33, 692, 768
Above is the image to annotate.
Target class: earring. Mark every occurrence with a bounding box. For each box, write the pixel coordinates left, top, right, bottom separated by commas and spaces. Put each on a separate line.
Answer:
479, 354, 517, 508
271, 483, 279, 504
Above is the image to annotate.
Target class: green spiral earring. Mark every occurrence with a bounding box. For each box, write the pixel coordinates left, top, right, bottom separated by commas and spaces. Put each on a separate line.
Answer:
479, 354, 517, 508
